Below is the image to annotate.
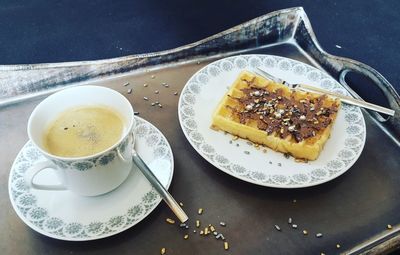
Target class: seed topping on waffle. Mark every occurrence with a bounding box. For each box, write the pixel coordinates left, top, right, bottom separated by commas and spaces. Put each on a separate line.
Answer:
227, 78, 339, 142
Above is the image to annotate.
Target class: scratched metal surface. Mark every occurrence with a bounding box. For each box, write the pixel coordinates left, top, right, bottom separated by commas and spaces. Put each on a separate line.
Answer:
1, 7, 399, 255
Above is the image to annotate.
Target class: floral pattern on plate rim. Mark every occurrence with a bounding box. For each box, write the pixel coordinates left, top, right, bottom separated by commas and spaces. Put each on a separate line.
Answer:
8, 117, 173, 240
178, 54, 366, 188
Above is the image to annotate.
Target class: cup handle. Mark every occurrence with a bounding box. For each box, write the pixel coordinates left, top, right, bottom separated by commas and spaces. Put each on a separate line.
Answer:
24, 161, 67, 191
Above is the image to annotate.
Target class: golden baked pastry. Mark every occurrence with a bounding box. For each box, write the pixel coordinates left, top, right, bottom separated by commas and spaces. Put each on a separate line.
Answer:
211, 70, 341, 160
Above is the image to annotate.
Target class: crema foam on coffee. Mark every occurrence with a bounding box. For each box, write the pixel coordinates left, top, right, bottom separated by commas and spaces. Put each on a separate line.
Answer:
43, 106, 124, 157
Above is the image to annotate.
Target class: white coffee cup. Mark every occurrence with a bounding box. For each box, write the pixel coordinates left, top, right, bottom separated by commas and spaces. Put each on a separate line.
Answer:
25, 85, 135, 196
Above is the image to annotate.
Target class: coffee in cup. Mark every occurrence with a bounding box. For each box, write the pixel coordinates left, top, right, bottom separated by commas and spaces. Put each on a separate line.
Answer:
25, 85, 135, 196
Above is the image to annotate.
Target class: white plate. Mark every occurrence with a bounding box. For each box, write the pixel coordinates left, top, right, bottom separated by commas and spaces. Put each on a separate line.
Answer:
8, 117, 174, 241
178, 54, 366, 188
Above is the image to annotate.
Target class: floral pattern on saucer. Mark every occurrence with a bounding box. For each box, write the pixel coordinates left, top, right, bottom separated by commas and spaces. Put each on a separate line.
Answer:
8, 117, 174, 240
178, 55, 366, 188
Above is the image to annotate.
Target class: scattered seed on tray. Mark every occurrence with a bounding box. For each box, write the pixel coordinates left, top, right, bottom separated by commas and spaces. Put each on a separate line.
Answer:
213, 231, 218, 236
174, 92, 178, 95
143, 96, 149, 101
179, 223, 186, 228
196, 220, 200, 228
224, 241, 229, 250
292, 224, 298, 229
216, 233, 225, 240
336, 244, 341, 249
155, 90, 159, 94
232, 136, 239, 141
151, 102, 156, 106
127, 88, 132, 94
229, 140, 233, 144
204, 227, 209, 235
123, 82, 130, 86
220, 222, 226, 227
263, 149, 267, 153
134, 112, 139, 115
179, 202, 184, 207
166, 218, 175, 224
244, 151, 250, 155
155, 101, 159, 104
200, 230, 204, 235
158, 104, 163, 108
303, 230, 308, 235
160, 248, 166, 255
246, 141, 253, 146
335, 44, 342, 49
387, 224, 393, 229
198, 208, 203, 215
193, 230, 196, 233
143, 83, 148, 87
210, 225, 215, 232
162, 82, 167, 85
293, 199, 297, 203
185, 225, 189, 229
278, 163, 282, 167
236, 143, 239, 147
269, 161, 272, 164
284, 153, 290, 159
151, 75, 156, 79
316, 233, 323, 238
288, 218, 292, 224
274, 225, 281, 231
184, 234, 189, 240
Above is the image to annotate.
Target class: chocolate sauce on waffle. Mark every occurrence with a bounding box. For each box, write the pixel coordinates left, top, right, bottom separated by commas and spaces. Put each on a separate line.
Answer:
228, 78, 339, 142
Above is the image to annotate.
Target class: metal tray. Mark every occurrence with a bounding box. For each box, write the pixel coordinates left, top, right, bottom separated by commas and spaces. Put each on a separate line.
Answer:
1, 7, 399, 255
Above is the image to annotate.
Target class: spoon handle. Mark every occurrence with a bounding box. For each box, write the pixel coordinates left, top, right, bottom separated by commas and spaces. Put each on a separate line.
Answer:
132, 150, 188, 223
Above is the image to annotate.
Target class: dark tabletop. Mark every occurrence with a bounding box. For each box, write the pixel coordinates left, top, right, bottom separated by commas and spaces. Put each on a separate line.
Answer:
1, 1, 400, 255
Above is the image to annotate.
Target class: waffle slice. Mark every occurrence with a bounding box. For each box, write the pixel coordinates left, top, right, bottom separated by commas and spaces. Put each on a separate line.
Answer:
211, 70, 341, 160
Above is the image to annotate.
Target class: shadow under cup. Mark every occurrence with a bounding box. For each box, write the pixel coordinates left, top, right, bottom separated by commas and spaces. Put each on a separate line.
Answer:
27, 85, 135, 196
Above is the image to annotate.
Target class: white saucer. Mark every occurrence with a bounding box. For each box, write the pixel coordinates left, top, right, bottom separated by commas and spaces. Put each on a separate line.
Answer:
8, 116, 174, 241
178, 54, 366, 188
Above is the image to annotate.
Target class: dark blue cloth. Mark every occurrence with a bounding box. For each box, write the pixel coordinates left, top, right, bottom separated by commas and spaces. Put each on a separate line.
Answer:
0, 0, 399, 95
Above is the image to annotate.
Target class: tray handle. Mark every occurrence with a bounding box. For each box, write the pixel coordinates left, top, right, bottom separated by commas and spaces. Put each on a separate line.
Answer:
330, 56, 400, 128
